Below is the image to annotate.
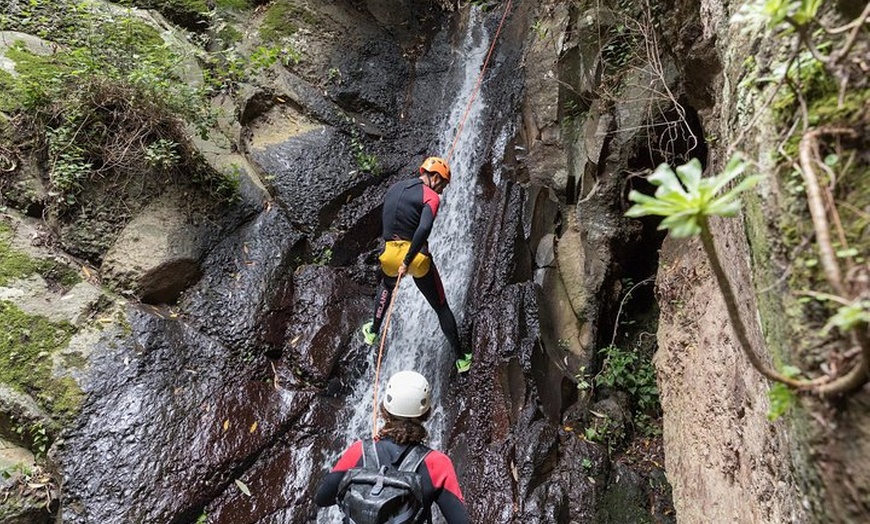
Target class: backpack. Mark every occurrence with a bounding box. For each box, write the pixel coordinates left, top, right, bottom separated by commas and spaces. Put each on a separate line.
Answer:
336, 439, 431, 524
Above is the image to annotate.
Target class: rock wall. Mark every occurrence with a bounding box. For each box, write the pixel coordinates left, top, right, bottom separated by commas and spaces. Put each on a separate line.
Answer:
526, 0, 869, 522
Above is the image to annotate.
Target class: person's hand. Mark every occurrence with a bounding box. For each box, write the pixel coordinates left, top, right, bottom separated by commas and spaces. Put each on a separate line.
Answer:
397, 262, 408, 278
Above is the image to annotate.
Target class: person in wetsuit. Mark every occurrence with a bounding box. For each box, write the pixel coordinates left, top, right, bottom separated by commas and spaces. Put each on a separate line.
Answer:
315, 370, 469, 524
361, 156, 472, 373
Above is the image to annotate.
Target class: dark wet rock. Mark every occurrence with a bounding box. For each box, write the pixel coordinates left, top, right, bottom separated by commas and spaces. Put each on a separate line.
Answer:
202, 393, 351, 523
248, 126, 371, 233
596, 461, 674, 524
519, 435, 607, 523
280, 265, 371, 383
59, 308, 315, 524
519, 2, 571, 192
180, 208, 304, 358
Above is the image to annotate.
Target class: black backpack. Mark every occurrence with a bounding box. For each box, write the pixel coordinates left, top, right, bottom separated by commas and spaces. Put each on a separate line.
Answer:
336, 439, 431, 524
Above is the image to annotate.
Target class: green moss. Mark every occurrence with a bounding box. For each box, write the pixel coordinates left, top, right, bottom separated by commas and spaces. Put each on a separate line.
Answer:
743, 188, 792, 367
259, 0, 318, 43
218, 24, 244, 45
215, 0, 254, 9
0, 69, 17, 112
0, 301, 80, 420
807, 87, 870, 127
0, 223, 81, 289
0, 225, 40, 286
771, 56, 835, 119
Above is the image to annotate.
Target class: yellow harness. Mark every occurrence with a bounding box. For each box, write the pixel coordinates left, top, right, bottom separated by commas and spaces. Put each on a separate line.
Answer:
379, 240, 430, 278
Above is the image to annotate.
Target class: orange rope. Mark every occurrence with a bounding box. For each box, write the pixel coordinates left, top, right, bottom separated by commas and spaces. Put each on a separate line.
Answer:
445, 0, 514, 163
371, 273, 403, 438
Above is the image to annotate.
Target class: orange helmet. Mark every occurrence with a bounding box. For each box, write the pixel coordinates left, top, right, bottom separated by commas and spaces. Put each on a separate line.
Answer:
419, 156, 451, 181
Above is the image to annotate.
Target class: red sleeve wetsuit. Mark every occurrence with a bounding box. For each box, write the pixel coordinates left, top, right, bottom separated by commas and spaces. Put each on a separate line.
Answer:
370, 177, 464, 359
382, 178, 442, 264
315, 437, 470, 524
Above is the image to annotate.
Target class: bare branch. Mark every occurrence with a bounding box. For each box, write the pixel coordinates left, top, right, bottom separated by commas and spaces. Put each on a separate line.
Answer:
798, 128, 856, 297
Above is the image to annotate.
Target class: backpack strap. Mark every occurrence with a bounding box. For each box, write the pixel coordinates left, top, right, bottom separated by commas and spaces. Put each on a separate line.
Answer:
361, 438, 380, 469
396, 444, 430, 474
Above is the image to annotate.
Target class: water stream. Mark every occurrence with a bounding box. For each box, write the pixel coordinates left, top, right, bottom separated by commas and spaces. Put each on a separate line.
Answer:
316, 8, 499, 522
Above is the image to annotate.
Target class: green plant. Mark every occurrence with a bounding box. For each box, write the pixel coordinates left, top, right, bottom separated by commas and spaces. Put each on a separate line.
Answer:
595, 344, 660, 415
627, 156, 869, 396
733, 0, 824, 29
12, 421, 49, 459
583, 414, 624, 453
531, 19, 546, 40
768, 367, 800, 420
626, 154, 763, 238
350, 135, 380, 176
2, 1, 241, 217
575, 365, 592, 391
315, 248, 333, 266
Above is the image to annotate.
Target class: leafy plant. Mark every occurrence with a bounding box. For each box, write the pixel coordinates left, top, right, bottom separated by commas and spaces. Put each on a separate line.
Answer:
626, 154, 763, 238
595, 344, 660, 416
575, 365, 592, 391
768, 366, 800, 420
1, 2, 240, 224
733, 0, 825, 29
627, 156, 870, 397
350, 135, 379, 176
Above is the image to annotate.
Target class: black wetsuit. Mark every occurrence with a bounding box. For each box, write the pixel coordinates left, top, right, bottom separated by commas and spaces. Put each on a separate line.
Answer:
315, 437, 470, 524
371, 177, 463, 358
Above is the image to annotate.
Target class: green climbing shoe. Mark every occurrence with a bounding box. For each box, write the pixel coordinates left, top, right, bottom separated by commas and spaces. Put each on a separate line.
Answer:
361, 321, 378, 346
455, 353, 473, 373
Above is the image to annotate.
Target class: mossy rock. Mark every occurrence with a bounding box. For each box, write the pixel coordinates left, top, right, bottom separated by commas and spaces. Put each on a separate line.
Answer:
259, 0, 319, 43
0, 222, 80, 289
0, 301, 80, 420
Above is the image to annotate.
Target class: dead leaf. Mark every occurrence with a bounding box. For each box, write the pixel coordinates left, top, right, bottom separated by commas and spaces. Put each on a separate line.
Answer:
223, 419, 229, 431
235, 479, 252, 496
250, 421, 258, 433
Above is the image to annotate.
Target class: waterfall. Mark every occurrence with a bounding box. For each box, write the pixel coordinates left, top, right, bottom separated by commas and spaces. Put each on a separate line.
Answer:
317, 7, 498, 522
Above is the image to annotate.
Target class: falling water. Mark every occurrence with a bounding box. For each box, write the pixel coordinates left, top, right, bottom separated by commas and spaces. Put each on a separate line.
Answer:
316, 8, 500, 522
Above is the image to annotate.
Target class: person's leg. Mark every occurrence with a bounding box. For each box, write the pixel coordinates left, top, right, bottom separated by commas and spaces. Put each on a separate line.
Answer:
372, 272, 397, 333
413, 262, 463, 360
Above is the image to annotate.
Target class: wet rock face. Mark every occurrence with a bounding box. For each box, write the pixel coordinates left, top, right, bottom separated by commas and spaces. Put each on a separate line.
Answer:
179, 208, 304, 358
59, 310, 316, 524
53, 1, 457, 522
281, 265, 371, 383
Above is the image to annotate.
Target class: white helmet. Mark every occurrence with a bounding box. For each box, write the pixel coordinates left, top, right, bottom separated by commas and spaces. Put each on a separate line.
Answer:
383, 371, 431, 418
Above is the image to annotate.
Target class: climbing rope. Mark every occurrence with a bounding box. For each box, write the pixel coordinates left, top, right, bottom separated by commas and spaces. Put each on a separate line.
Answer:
370, 0, 513, 436
371, 273, 403, 437
445, 0, 514, 163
